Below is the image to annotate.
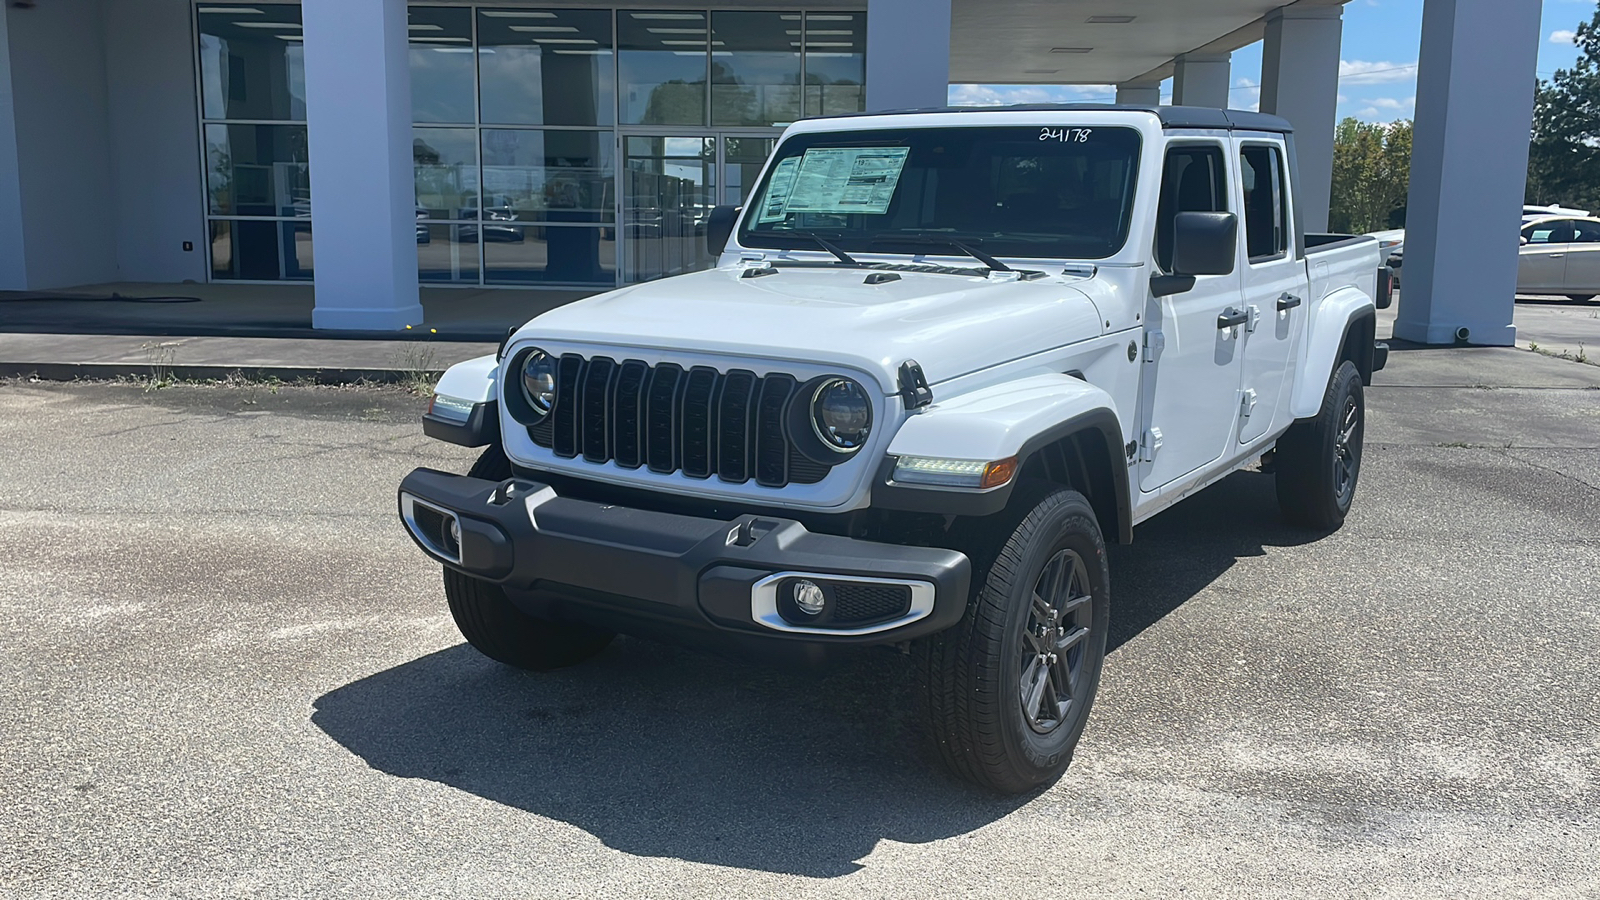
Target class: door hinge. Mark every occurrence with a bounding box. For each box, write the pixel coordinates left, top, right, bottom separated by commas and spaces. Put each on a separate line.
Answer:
1143, 331, 1165, 362
1140, 427, 1163, 463
1240, 388, 1258, 419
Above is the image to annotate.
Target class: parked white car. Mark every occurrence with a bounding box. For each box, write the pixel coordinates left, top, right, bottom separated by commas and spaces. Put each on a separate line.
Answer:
1519, 215, 1600, 301
400, 105, 1392, 794
1523, 203, 1590, 223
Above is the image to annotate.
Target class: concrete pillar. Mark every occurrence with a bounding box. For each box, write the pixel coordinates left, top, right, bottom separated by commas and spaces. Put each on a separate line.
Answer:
1394, 0, 1540, 347
865, 0, 950, 111
303, 0, 421, 331
1260, 4, 1342, 232
1115, 82, 1162, 106
1172, 53, 1230, 109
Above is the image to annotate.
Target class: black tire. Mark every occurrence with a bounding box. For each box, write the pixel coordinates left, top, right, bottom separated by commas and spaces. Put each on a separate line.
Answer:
918, 484, 1111, 794
1567, 294, 1596, 303
444, 446, 614, 671
1275, 359, 1365, 530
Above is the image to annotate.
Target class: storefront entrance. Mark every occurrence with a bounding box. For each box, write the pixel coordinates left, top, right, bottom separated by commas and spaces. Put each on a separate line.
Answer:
620, 131, 779, 284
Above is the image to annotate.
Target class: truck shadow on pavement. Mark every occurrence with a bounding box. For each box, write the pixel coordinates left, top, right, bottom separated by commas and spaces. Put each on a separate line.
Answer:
312, 469, 1318, 877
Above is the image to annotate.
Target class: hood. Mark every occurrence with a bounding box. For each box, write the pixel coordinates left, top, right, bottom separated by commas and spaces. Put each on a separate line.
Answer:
516, 265, 1106, 390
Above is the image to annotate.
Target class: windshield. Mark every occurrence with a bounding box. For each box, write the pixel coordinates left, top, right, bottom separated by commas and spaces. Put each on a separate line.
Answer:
738, 125, 1141, 261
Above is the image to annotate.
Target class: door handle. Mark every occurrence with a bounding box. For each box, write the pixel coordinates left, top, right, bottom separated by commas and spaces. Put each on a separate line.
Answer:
1276, 293, 1302, 311
1550, 253, 1565, 258
1217, 308, 1249, 329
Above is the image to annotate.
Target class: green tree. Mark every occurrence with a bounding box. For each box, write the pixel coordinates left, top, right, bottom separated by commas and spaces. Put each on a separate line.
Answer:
1330, 117, 1413, 234
1528, 5, 1600, 209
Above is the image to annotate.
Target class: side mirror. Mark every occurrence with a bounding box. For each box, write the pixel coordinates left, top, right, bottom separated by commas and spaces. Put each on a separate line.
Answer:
1520, 236, 1530, 246
706, 205, 740, 257
1171, 211, 1238, 277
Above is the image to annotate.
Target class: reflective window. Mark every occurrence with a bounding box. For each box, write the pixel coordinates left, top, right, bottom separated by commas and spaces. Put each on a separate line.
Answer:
410, 7, 476, 124
482, 129, 614, 223
417, 222, 483, 283
414, 127, 479, 219
1240, 144, 1288, 261
204, 123, 310, 217
198, 4, 306, 121
479, 8, 615, 126
619, 10, 708, 126
802, 12, 865, 117
484, 226, 617, 284
209, 219, 312, 281
711, 12, 800, 127
623, 136, 715, 282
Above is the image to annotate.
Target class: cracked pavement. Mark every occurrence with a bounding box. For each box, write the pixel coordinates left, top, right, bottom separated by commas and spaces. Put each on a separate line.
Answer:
1, 347, 1597, 898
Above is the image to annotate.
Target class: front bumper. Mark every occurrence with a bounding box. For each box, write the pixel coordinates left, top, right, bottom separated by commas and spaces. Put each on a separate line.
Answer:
397, 468, 972, 646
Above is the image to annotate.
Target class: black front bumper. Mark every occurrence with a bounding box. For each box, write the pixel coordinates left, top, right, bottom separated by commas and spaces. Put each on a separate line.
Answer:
397, 468, 971, 647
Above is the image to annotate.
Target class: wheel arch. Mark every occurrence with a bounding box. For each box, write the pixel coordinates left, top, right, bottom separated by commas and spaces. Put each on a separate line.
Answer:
1291, 288, 1377, 419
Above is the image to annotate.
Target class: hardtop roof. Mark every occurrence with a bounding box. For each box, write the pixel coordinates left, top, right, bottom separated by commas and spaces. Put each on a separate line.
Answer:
808, 104, 1294, 134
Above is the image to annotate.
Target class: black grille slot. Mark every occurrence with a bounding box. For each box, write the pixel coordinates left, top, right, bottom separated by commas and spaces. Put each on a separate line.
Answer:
646, 363, 683, 473
612, 360, 649, 468
528, 355, 834, 488
831, 583, 913, 624
716, 370, 758, 483
551, 354, 584, 458
580, 356, 616, 463
680, 367, 719, 479
754, 374, 796, 487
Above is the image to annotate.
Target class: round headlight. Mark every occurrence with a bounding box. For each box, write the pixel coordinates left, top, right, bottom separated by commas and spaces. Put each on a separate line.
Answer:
520, 350, 557, 416
810, 378, 872, 451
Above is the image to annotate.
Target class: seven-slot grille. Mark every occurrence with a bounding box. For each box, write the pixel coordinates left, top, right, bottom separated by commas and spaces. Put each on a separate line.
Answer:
527, 355, 832, 487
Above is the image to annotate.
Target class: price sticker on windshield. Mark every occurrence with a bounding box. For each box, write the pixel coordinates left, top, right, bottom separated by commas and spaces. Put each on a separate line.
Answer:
1040, 127, 1093, 143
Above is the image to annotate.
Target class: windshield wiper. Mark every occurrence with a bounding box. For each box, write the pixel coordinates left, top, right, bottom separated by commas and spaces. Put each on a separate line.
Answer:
869, 234, 1012, 272
787, 231, 860, 265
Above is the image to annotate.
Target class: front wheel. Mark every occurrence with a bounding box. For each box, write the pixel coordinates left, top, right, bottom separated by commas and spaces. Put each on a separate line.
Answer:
1275, 360, 1365, 530
918, 485, 1111, 794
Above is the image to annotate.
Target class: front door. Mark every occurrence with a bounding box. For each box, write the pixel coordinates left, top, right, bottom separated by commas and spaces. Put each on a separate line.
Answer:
1518, 219, 1574, 293
1234, 140, 1307, 444
1139, 141, 1248, 492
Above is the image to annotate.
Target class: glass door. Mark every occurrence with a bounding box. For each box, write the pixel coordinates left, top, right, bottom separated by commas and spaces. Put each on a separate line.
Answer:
620, 135, 716, 284
719, 135, 778, 207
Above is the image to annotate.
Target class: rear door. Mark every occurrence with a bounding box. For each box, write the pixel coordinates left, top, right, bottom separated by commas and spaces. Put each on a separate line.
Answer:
1139, 141, 1246, 492
1233, 139, 1306, 444
1518, 219, 1574, 292
1561, 219, 1600, 293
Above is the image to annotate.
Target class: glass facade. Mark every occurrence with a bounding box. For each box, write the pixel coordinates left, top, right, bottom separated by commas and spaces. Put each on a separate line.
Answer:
196, 4, 866, 286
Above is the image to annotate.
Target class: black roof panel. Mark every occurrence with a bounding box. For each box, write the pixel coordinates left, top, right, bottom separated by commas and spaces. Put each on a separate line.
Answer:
807, 104, 1294, 134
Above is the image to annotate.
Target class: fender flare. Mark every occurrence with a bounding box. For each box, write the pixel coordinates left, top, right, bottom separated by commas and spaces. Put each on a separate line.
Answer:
1291, 287, 1375, 420
424, 354, 501, 447
875, 374, 1133, 542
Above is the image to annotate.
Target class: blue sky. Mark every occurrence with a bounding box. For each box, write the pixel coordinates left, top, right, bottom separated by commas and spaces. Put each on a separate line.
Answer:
948, 0, 1596, 123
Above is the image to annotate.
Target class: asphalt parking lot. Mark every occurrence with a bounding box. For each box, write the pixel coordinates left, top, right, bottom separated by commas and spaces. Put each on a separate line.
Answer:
2, 347, 1597, 898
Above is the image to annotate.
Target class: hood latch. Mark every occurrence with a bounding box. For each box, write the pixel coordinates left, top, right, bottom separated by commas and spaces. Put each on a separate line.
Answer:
897, 360, 934, 410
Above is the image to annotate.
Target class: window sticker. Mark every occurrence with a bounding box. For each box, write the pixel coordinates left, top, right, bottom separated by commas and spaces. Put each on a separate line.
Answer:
777, 147, 911, 216
756, 157, 801, 223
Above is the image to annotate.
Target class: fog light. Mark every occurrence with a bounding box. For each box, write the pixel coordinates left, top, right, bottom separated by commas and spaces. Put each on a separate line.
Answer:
445, 517, 462, 557
793, 579, 826, 616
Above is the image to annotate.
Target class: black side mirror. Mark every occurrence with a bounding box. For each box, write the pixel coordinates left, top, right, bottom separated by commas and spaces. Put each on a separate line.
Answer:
706, 205, 739, 257
1171, 211, 1238, 277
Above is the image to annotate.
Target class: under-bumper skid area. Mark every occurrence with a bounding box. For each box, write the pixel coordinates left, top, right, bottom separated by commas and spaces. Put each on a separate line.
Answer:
397, 468, 971, 644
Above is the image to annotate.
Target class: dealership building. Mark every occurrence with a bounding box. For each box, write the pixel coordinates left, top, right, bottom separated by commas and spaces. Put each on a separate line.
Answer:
0, 0, 1539, 344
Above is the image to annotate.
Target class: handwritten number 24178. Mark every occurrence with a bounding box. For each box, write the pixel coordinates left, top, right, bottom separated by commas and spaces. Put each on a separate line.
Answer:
1039, 128, 1093, 143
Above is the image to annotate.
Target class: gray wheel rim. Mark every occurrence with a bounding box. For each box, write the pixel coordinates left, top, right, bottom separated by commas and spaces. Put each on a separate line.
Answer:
1333, 393, 1361, 507
1019, 548, 1094, 735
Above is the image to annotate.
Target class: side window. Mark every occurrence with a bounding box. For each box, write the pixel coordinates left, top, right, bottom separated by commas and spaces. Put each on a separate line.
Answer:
1528, 220, 1576, 244
1574, 220, 1600, 243
1240, 145, 1288, 261
1155, 144, 1228, 273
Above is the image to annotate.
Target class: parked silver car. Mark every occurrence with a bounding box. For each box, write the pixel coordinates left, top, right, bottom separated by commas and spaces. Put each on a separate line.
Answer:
1519, 215, 1600, 302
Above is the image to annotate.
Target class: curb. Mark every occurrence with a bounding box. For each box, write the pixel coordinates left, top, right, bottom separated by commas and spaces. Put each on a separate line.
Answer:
1, 362, 435, 385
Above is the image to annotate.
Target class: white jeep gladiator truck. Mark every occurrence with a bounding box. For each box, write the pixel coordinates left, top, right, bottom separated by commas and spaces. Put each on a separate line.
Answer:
398, 105, 1393, 794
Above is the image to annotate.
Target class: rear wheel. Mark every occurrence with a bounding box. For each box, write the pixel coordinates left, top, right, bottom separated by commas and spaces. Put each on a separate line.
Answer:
1275, 360, 1364, 530
443, 446, 614, 671
918, 485, 1110, 794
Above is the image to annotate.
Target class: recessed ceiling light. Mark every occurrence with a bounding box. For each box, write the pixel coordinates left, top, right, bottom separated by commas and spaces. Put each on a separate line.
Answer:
1086, 15, 1137, 24
479, 10, 555, 18
630, 13, 703, 20
807, 15, 857, 21
413, 37, 470, 43
273, 35, 302, 42
199, 6, 261, 13
646, 28, 706, 34
235, 21, 299, 29
1024, 69, 1060, 74
1050, 47, 1093, 53
553, 49, 611, 55
532, 38, 597, 44
407, 24, 442, 31
508, 26, 578, 33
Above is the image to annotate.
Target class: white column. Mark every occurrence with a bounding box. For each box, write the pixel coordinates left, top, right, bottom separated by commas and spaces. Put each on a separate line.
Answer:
303, 0, 421, 331
1260, 4, 1342, 233
1172, 53, 1230, 109
1115, 82, 1161, 106
1394, 0, 1540, 347
866, 0, 951, 111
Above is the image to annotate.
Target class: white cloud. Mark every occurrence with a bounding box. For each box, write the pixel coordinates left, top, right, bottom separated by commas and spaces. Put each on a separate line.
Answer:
1232, 77, 1261, 112
947, 83, 1116, 107
1339, 60, 1418, 84
1551, 29, 1578, 44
